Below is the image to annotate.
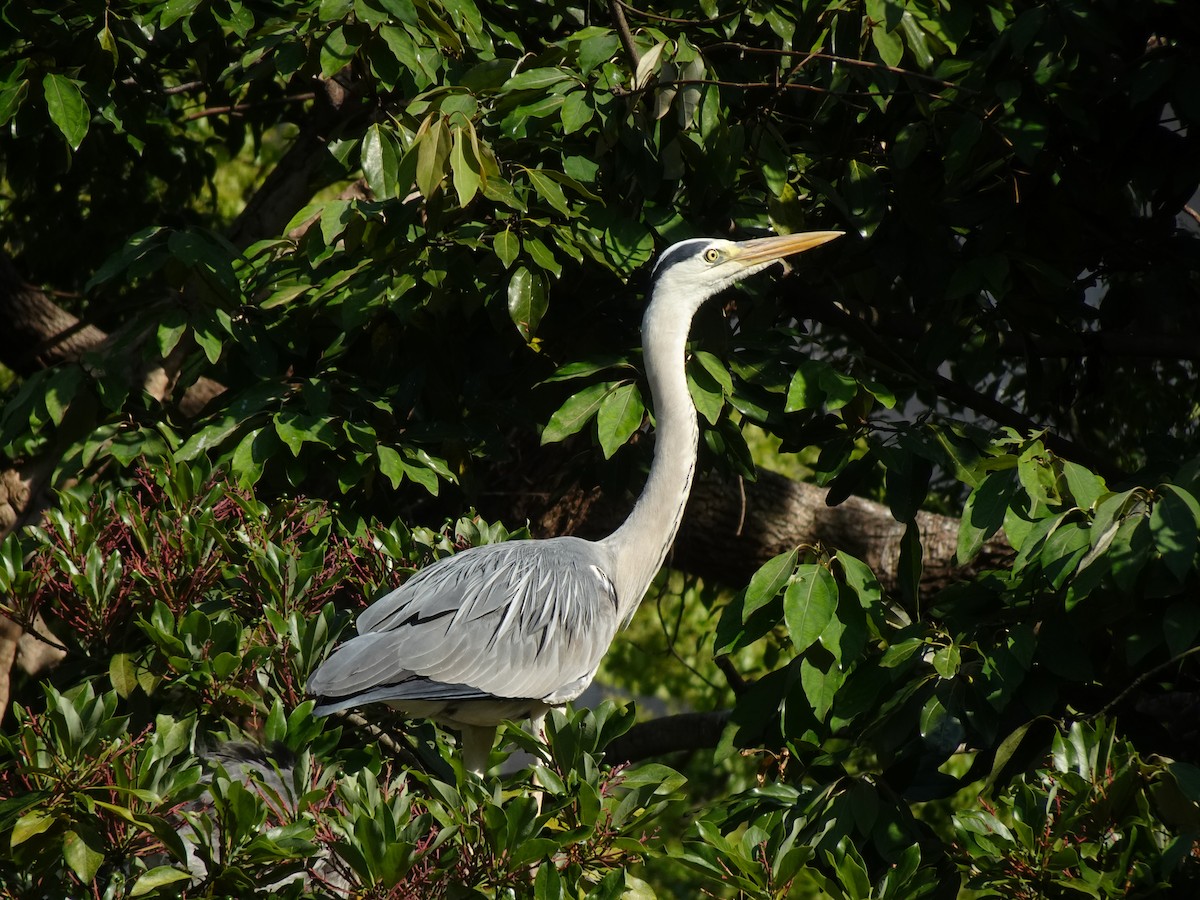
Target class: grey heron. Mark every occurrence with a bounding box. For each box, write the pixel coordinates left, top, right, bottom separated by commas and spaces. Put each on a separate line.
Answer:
307, 230, 843, 774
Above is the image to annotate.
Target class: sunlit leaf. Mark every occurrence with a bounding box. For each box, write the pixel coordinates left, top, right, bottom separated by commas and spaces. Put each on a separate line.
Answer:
596, 381, 644, 458
783, 565, 837, 654
542, 382, 614, 444
507, 265, 548, 341
42, 73, 89, 150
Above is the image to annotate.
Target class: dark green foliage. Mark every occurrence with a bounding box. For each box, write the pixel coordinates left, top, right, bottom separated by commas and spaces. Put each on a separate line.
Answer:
3, 0, 1200, 895
0, 465, 681, 897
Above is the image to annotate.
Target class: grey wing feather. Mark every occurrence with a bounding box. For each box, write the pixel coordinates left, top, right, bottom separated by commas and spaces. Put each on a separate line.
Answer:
307, 537, 619, 706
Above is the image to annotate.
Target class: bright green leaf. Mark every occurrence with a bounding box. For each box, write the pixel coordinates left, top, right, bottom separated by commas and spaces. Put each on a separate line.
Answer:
507, 265, 549, 341
783, 565, 837, 654
542, 382, 614, 445
42, 73, 89, 150
494, 229, 520, 269
596, 382, 644, 458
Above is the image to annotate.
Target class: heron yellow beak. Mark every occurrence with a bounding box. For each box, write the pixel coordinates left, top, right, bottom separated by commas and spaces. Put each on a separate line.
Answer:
731, 230, 843, 266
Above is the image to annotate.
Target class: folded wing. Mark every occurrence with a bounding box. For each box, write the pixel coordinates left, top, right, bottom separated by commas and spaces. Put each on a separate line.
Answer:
307, 537, 619, 712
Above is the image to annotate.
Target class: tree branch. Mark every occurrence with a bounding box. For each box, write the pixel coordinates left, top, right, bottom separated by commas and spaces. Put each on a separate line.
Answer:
227, 77, 363, 249
607, 0, 641, 70
525, 461, 1012, 598
807, 296, 1119, 478
605, 710, 731, 764
0, 255, 108, 376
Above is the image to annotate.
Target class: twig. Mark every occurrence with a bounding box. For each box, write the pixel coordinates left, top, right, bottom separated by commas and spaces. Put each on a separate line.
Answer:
807, 296, 1121, 480
1088, 645, 1200, 723
339, 710, 426, 771
705, 41, 979, 94
715, 656, 748, 696
608, 0, 641, 69
614, 0, 739, 25
185, 92, 316, 121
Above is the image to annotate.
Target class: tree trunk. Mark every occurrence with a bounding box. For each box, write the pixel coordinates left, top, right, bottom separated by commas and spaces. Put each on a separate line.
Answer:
0, 255, 107, 376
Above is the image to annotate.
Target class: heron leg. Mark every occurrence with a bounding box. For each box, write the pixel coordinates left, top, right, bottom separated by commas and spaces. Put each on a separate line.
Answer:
460, 724, 497, 776
529, 711, 548, 814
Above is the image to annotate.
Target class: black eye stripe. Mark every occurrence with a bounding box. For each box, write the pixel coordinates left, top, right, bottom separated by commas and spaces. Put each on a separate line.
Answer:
651, 240, 710, 279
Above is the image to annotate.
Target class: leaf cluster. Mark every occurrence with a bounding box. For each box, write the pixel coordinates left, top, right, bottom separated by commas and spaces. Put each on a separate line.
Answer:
0, 464, 687, 897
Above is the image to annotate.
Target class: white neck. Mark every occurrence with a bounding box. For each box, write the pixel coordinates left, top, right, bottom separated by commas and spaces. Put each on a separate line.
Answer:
599, 283, 702, 623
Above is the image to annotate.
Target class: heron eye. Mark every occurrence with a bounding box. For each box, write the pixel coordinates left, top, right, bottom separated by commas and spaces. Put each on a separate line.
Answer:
703, 248, 721, 263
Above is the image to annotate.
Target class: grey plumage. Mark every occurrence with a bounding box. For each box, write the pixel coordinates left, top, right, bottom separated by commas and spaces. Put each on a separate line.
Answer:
307, 230, 842, 774
309, 538, 618, 721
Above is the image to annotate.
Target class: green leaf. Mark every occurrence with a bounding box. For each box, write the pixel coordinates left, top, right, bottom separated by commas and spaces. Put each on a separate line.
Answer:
783, 565, 837, 654
785, 361, 824, 412
274, 412, 334, 456
534, 856, 564, 899
578, 33, 619, 75
843, 159, 886, 238
494, 229, 520, 269
507, 266, 548, 341
542, 382, 613, 444
618, 762, 688, 794
687, 367, 724, 425
544, 355, 631, 383
415, 116, 451, 198
1165, 600, 1200, 659
596, 382, 644, 458
871, 18, 904, 67
528, 169, 571, 216
193, 325, 223, 364
231, 426, 276, 487
43, 367, 82, 426
743, 549, 798, 618
932, 644, 960, 679
560, 90, 594, 134
800, 654, 843, 722
320, 26, 358, 78
377, 445, 405, 488
898, 519, 922, 603
130, 866, 192, 897
693, 350, 733, 395
1062, 461, 1106, 509
958, 471, 1015, 564
504, 67, 571, 91
0, 79, 29, 127
1151, 485, 1199, 581
155, 310, 188, 359
11, 810, 54, 847
449, 125, 480, 206
160, 0, 202, 29
525, 236, 561, 276
361, 124, 402, 200
63, 829, 104, 883
42, 73, 89, 150
109, 652, 137, 698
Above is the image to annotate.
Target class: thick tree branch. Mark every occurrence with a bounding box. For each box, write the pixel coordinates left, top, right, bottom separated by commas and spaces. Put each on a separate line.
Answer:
605, 710, 730, 764
227, 77, 362, 250
527, 463, 1011, 597
0, 255, 108, 376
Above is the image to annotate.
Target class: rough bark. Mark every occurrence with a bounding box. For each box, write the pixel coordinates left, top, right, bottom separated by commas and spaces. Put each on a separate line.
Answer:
0, 76, 371, 717
532, 465, 1011, 597
227, 77, 360, 249
0, 255, 108, 377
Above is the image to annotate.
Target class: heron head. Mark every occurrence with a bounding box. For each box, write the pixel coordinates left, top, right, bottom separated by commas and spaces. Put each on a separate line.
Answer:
650, 230, 843, 306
